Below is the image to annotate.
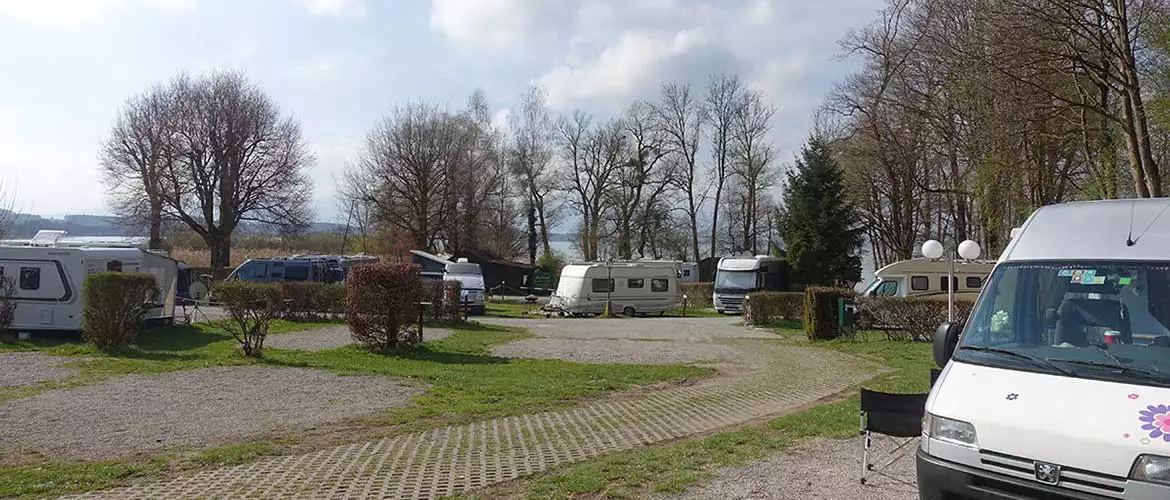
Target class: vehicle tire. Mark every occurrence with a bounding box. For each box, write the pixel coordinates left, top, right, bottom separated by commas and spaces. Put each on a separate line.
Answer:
622, 306, 636, 317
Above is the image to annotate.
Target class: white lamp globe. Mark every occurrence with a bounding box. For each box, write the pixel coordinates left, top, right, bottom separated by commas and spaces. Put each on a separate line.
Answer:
922, 239, 944, 260
958, 240, 981, 260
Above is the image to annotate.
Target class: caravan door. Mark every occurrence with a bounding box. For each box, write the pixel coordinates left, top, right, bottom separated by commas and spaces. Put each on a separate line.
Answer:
3, 257, 81, 330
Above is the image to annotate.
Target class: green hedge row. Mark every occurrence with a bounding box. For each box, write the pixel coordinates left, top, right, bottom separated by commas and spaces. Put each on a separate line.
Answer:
856, 297, 975, 342
743, 291, 804, 325
680, 282, 714, 309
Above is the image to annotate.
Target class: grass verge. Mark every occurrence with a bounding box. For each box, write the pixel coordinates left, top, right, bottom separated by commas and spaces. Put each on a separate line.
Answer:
466, 328, 931, 499
0, 320, 709, 498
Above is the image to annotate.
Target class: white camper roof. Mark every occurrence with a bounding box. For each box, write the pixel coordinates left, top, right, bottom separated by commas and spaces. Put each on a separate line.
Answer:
717, 255, 779, 271
1004, 199, 1170, 263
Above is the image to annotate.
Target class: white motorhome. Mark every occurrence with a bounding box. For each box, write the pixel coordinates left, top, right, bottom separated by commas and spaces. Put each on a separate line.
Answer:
444, 259, 486, 316
712, 255, 787, 314
862, 258, 994, 299
546, 262, 680, 316
0, 231, 179, 332
922, 199, 1170, 499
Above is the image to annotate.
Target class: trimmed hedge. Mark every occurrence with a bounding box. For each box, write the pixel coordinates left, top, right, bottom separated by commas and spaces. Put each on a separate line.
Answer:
856, 297, 976, 342
276, 282, 346, 321
0, 277, 15, 343
680, 282, 714, 309
803, 287, 854, 341
743, 291, 804, 325
346, 263, 423, 350
82, 272, 160, 349
214, 281, 282, 357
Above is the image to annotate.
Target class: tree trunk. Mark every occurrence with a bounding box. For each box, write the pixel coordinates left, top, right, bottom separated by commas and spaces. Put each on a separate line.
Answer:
709, 181, 723, 258
526, 198, 537, 264
1120, 91, 1151, 198
689, 198, 701, 263
205, 232, 232, 270
147, 198, 163, 250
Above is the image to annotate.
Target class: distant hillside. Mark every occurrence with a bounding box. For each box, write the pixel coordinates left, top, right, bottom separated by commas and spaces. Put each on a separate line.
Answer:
3, 211, 345, 239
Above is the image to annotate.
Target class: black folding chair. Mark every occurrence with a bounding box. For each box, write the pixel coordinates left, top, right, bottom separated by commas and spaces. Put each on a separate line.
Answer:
860, 388, 928, 486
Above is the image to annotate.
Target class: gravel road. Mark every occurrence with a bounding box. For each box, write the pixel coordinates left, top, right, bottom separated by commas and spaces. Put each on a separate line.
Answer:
0, 366, 424, 461
481, 317, 773, 367
0, 352, 80, 387
265, 325, 454, 351
665, 437, 917, 500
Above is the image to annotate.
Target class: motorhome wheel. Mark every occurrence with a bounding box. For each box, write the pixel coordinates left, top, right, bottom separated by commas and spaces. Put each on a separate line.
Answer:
622, 306, 636, 317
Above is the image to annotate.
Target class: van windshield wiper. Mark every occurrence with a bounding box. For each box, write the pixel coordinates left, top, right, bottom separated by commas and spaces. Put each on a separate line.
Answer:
1048, 358, 1170, 381
958, 346, 1078, 377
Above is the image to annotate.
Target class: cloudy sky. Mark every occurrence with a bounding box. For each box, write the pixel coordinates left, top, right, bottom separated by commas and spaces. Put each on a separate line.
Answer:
0, 0, 884, 222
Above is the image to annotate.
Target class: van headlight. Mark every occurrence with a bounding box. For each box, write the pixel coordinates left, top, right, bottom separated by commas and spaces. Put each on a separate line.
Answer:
925, 413, 978, 447
1131, 455, 1170, 485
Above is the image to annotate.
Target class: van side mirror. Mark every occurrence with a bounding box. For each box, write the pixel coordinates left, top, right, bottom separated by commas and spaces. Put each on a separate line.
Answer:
933, 321, 963, 368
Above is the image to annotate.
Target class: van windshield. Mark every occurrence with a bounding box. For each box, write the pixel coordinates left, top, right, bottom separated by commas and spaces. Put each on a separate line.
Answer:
446, 263, 481, 275
956, 261, 1170, 387
715, 270, 756, 291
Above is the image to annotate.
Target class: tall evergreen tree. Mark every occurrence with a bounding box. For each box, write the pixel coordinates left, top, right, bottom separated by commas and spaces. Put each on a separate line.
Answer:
779, 136, 863, 287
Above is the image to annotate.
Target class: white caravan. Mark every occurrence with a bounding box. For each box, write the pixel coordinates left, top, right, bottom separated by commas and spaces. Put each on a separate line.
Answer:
631, 259, 699, 283
862, 258, 994, 300
921, 199, 1170, 499
0, 233, 179, 332
547, 263, 681, 316
444, 259, 486, 316
712, 255, 786, 314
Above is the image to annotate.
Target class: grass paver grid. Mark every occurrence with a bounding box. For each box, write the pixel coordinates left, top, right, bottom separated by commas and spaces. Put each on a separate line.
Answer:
64, 344, 873, 500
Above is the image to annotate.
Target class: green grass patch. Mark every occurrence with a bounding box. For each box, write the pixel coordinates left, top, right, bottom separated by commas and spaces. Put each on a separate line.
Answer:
0, 458, 168, 499
484, 328, 932, 499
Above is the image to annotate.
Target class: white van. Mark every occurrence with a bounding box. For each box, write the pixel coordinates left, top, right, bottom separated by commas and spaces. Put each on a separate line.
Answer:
444, 259, 486, 316
546, 263, 680, 316
862, 258, 994, 300
922, 199, 1170, 499
712, 255, 786, 314
0, 243, 179, 332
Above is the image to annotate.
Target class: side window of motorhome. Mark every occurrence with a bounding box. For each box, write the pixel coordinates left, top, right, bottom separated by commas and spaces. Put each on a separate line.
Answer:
592, 279, 614, 293
106, 260, 122, 272
284, 265, 310, 282
939, 276, 958, 291
627, 278, 644, 289
20, 267, 40, 290
910, 276, 929, 291
651, 278, 669, 292
683, 269, 691, 277
966, 276, 983, 288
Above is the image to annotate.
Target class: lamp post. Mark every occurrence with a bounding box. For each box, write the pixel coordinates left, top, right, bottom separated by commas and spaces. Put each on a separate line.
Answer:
606, 258, 614, 316
921, 239, 982, 322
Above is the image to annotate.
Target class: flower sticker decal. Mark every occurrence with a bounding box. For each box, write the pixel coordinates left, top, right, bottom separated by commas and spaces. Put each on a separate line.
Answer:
1139, 405, 1170, 441
1130, 394, 1141, 400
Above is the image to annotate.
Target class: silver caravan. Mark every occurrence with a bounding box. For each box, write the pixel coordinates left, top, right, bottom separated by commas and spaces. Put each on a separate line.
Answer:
547, 262, 681, 316
0, 232, 179, 332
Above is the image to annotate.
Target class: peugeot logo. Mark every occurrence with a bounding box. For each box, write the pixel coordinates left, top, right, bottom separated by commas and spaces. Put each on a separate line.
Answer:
1034, 461, 1061, 485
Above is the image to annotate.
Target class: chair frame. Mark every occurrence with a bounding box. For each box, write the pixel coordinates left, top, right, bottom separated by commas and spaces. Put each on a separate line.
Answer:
859, 387, 930, 486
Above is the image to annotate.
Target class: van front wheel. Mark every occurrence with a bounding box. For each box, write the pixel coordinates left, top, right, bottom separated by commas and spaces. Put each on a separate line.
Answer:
622, 306, 636, 317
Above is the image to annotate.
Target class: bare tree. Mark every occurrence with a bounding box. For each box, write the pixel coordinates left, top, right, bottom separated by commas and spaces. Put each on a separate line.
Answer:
730, 89, 776, 254
100, 83, 176, 249
345, 103, 468, 252
507, 86, 559, 263
704, 74, 743, 257
159, 72, 314, 268
608, 101, 668, 259
0, 179, 16, 240
559, 112, 625, 261
655, 82, 707, 261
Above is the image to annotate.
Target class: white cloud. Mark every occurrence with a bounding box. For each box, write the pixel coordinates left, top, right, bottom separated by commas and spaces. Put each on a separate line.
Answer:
538, 29, 711, 109
0, 0, 197, 29
429, 0, 553, 50
302, 0, 367, 19
490, 108, 511, 134
286, 52, 367, 82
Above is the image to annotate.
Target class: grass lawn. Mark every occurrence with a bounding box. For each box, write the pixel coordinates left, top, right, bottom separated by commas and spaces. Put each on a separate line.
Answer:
485, 300, 724, 319
0, 319, 709, 499
466, 327, 933, 499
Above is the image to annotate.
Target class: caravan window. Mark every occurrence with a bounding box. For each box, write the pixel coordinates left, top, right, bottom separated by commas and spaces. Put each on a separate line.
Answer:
939, 276, 959, 291
20, 267, 40, 290
627, 278, 644, 289
592, 279, 614, 293
106, 260, 123, 272
966, 276, 983, 288
651, 278, 669, 292
910, 276, 929, 291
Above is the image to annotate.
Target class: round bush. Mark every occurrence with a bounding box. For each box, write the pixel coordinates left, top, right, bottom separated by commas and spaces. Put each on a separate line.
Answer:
346, 263, 423, 350
82, 272, 159, 349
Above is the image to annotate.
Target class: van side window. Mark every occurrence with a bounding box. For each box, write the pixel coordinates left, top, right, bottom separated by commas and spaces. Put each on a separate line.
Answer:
911, 276, 929, 291
270, 262, 284, 278
627, 278, 644, 289
20, 267, 40, 290
284, 265, 310, 282
875, 281, 898, 296
651, 278, 669, 292
966, 276, 983, 288
106, 260, 123, 272
592, 279, 614, 293
683, 269, 691, 277
939, 276, 958, 291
